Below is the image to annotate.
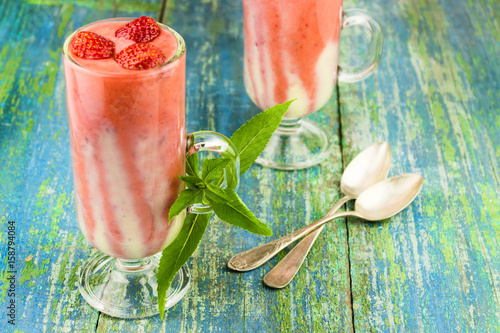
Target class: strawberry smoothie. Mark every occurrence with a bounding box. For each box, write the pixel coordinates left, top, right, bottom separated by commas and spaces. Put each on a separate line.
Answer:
63, 18, 187, 259
243, 0, 343, 118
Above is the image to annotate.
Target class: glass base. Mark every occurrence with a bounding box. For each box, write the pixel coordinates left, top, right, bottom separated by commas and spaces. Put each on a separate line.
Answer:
78, 252, 190, 319
256, 118, 333, 170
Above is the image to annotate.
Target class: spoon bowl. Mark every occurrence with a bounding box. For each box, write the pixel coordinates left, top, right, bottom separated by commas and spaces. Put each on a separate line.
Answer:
355, 173, 423, 221
341, 141, 391, 197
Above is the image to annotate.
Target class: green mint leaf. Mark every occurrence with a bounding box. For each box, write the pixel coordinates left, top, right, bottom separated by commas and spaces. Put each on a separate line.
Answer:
230, 100, 294, 174
223, 162, 238, 190
205, 184, 272, 236
168, 188, 204, 221
220, 153, 238, 190
158, 213, 211, 319
202, 158, 232, 183
186, 154, 199, 177
178, 175, 204, 189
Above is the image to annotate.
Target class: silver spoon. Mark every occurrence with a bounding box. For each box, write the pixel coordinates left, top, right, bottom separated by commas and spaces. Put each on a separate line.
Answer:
263, 142, 391, 288
228, 174, 423, 272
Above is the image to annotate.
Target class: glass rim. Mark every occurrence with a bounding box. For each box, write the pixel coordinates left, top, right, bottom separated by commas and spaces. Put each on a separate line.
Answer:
62, 17, 186, 77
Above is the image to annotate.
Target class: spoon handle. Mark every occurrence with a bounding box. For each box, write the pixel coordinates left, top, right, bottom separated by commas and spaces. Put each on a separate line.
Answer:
227, 203, 354, 272
263, 196, 353, 288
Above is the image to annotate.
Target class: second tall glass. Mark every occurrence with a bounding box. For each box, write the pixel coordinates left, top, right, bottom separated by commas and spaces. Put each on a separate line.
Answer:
243, 0, 384, 170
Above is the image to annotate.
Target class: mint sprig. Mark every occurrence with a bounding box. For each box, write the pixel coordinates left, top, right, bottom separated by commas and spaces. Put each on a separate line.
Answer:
202, 158, 232, 183
157, 213, 211, 315
186, 151, 199, 177
205, 184, 272, 236
167, 188, 204, 220
230, 100, 294, 174
158, 100, 293, 319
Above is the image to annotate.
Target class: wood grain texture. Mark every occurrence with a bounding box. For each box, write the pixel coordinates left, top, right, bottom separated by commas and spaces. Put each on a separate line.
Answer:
340, 0, 500, 331
1, 0, 498, 331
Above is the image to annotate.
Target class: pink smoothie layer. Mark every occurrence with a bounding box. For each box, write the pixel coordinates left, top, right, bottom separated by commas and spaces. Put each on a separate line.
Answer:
63, 19, 186, 259
243, 0, 342, 118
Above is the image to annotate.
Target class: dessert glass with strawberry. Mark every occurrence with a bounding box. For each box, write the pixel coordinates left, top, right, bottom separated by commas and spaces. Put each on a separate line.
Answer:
63, 17, 239, 318
243, 0, 384, 169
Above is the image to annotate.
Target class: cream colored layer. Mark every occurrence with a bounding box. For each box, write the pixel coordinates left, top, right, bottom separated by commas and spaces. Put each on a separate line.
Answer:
244, 42, 339, 118
75, 131, 184, 259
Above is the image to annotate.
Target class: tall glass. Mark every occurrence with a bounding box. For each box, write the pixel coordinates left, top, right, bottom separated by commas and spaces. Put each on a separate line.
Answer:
243, 0, 384, 170
63, 18, 238, 318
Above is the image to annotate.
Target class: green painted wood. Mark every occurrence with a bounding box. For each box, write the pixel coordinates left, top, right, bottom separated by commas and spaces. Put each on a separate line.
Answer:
339, 0, 500, 331
1, 0, 499, 331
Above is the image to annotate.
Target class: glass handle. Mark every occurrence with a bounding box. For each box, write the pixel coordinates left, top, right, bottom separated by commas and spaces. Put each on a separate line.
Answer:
338, 9, 384, 83
186, 131, 240, 214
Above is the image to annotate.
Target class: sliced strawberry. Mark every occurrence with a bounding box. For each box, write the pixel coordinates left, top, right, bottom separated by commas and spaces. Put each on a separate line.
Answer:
115, 16, 161, 43
70, 31, 115, 59
115, 43, 166, 70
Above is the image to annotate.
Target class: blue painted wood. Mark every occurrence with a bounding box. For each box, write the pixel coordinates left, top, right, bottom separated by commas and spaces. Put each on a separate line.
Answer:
0, 0, 498, 331
339, 0, 500, 331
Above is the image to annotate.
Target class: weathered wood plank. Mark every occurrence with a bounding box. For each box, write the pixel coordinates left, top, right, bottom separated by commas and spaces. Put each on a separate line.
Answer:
2, 0, 497, 331
340, 0, 500, 331
0, 1, 162, 332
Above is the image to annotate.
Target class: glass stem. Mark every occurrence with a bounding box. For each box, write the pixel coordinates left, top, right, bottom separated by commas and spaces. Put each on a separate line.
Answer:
277, 118, 302, 134
115, 257, 153, 272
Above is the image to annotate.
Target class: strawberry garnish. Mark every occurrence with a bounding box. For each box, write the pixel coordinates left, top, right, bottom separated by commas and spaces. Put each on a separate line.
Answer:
115, 43, 166, 70
70, 31, 115, 59
115, 16, 161, 43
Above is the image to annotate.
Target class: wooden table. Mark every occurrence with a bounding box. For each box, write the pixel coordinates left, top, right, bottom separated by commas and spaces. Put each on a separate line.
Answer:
1, 0, 499, 331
